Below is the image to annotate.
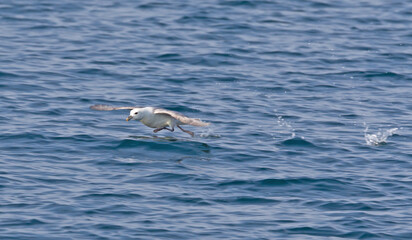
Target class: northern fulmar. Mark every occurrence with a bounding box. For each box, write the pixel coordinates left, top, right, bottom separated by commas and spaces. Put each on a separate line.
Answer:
90, 104, 210, 137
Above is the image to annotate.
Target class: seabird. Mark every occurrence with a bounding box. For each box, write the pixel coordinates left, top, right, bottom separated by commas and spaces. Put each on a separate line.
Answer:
90, 104, 210, 137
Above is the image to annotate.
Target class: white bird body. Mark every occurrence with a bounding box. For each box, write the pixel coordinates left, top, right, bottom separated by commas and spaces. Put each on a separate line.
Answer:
90, 105, 209, 137
137, 107, 175, 128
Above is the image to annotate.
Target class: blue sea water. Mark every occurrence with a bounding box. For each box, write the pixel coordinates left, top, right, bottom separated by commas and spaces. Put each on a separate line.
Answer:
1, 0, 412, 239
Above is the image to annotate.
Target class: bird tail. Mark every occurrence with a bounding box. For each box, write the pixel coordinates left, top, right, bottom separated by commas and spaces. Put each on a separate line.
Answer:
189, 119, 210, 127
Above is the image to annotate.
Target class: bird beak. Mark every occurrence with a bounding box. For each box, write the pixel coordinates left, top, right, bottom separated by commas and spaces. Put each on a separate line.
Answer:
126, 116, 133, 121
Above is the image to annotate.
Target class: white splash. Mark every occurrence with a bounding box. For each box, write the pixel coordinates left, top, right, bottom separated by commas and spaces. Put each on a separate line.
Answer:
364, 126, 398, 146
198, 125, 220, 138
275, 115, 295, 138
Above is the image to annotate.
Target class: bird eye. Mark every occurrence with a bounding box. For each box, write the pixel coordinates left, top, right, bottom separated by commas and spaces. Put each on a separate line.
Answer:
135, 112, 138, 114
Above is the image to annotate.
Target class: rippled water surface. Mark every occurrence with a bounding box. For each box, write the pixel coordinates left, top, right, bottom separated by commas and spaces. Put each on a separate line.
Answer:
1, 0, 412, 239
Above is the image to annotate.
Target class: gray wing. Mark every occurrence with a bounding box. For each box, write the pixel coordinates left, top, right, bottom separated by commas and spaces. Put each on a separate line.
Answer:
153, 108, 210, 127
90, 104, 140, 111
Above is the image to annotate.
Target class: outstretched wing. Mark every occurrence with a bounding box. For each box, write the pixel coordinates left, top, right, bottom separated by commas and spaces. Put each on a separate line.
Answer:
90, 104, 140, 111
153, 108, 210, 127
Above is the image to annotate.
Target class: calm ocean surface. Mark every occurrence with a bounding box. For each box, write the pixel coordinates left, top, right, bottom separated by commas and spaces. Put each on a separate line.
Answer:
1, 0, 412, 239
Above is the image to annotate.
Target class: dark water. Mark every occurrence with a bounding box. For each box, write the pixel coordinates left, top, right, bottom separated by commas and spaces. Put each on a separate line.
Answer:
1, 0, 412, 239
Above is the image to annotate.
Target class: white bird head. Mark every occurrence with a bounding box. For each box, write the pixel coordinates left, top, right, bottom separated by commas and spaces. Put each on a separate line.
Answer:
126, 108, 143, 121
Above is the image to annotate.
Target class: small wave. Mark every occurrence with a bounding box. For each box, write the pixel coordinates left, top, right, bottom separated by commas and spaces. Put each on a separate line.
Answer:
1, 218, 46, 227
281, 137, 317, 148
155, 53, 181, 59
364, 126, 398, 146
75, 193, 143, 200
218, 177, 344, 188
142, 172, 196, 182
214, 196, 280, 204
219, 1, 256, 7
0, 132, 48, 141
167, 196, 211, 205
0, 70, 21, 78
